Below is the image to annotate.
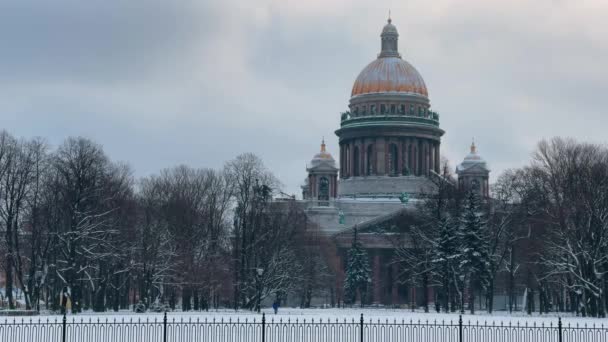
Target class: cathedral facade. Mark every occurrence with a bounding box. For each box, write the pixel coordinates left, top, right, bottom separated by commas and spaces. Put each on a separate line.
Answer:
300, 18, 490, 307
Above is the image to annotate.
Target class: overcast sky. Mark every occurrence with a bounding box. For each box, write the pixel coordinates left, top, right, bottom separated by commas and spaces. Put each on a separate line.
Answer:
1, 0, 607, 195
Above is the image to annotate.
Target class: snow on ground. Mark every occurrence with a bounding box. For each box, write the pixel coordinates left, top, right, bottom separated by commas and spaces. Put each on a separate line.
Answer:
2, 308, 607, 342
2, 308, 606, 326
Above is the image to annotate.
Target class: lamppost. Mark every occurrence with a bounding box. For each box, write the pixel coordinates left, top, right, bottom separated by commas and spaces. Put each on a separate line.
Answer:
256, 268, 264, 313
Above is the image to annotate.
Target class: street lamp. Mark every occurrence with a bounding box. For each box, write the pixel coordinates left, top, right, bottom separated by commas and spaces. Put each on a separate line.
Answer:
256, 268, 264, 313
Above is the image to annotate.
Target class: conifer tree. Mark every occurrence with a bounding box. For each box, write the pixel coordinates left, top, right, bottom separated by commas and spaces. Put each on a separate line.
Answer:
458, 190, 490, 314
343, 227, 371, 307
433, 216, 459, 312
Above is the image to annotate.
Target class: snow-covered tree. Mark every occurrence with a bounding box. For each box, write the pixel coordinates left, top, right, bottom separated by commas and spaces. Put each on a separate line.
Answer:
432, 216, 460, 312
343, 227, 371, 307
458, 190, 490, 314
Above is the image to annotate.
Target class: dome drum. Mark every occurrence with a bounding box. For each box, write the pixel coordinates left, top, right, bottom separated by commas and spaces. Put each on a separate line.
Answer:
336, 124, 443, 143
335, 18, 444, 192
349, 92, 429, 106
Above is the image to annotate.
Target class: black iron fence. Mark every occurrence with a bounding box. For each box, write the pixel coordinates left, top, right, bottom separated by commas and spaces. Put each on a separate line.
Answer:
0, 313, 607, 342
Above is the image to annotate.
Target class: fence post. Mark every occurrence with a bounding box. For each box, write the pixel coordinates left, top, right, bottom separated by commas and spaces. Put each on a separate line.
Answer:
360, 313, 364, 342
459, 315, 463, 342
163, 312, 167, 342
558, 317, 562, 342
262, 313, 266, 342
62, 313, 67, 342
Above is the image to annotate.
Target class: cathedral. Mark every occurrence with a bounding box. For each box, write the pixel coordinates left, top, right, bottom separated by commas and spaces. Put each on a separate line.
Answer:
299, 18, 490, 306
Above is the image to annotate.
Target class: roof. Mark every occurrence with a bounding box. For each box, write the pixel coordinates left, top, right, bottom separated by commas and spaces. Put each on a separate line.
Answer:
456, 142, 490, 174
350, 19, 428, 98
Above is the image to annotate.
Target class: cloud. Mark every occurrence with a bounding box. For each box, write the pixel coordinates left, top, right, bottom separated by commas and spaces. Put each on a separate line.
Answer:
0, 0, 607, 195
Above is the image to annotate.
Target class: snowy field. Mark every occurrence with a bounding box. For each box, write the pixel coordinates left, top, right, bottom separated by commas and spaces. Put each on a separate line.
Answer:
1, 308, 607, 342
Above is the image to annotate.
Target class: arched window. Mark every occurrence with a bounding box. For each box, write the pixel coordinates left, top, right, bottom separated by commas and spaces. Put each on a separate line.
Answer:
366, 144, 374, 175
471, 179, 480, 192
318, 177, 330, 204
388, 144, 398, 176
353, 146, 360, 177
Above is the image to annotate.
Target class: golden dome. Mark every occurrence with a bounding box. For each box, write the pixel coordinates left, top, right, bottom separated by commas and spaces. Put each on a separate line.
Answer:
312, 139, 334, 161
351, 57, 428, 98
350, 18, 428, 98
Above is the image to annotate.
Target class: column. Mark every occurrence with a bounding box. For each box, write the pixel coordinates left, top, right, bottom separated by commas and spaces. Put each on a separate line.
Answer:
336, 253, 345, 307
424, 140, 430, 176
373, 253, 381, 304
435, 142, 441, 173
412, 140, 417, 176
428, 144, 434, 175
363, 140, 368, 176
340, 144, 344, 178
334, 175, 338, 198
396, 139, 403, 175
358, 141, 364, 176
416, 139, 421, 176
349, 141, 355, 179
405, 138, 411, 174
376, 138, 386, 175
343, 145, 348, 178
401, 139, 406, 175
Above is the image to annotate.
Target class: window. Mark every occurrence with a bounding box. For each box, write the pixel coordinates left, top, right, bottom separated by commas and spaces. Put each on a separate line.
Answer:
418, 107, 422, 116
471, 179, 480, 192
318, 177, 330, 205
400, 104, 405, 114
362, 105, 367, 115
380, 104, 386, 114
391, 104, 396, 114
409, 104, 414, 115
370, 105, 376, 114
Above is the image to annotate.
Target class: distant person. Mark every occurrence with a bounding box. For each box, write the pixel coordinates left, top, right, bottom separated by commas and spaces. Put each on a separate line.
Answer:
272, 301, 279, 314
60, 286, 71, 315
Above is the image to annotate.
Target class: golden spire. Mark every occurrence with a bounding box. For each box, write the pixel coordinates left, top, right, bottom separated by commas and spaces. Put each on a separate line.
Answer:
471, 138, 476, 153
321, 137, 326, 152
388, 9, 392, 23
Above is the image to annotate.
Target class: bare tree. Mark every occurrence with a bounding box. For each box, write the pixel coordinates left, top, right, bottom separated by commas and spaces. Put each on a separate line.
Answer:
0, 132, 37, 309
51, 137, 118, 313
528, 138, 608, 317
224, 153, 280, 310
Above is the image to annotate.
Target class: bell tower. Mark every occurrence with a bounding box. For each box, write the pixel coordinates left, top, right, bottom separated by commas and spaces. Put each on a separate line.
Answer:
303, 139, 339, 205
456, 141, 490, 198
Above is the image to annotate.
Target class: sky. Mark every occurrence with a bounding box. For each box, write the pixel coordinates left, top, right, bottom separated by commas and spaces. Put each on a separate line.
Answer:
1, 0, 607, 196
